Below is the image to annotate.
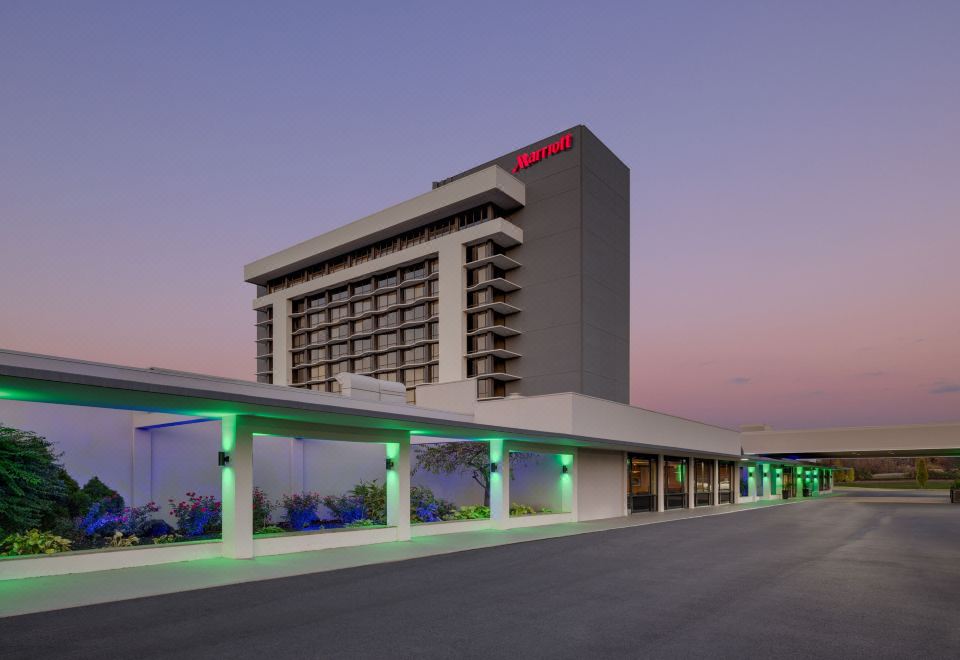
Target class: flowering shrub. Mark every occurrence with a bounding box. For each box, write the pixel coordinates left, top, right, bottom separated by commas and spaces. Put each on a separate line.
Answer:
322, 480, 387, 525
281, 492, 323, 530
253, 487, 273, 531
79, 501, 163, 537
410, 486, 456, 523
169, 493, 222, 537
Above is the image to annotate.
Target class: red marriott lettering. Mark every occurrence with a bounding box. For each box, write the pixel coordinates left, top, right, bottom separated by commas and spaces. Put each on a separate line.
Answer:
511, 133, 573, 173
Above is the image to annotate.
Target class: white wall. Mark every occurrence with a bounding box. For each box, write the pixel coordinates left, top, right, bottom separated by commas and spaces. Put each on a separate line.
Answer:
509, 453, 563, 512
577, 449, 626, 521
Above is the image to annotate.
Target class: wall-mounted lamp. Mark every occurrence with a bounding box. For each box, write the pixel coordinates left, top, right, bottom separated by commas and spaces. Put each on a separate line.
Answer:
385, 458, 396, 470
218, 451, 230, 467
561, 465, 569, 474
490, 462, 499, 473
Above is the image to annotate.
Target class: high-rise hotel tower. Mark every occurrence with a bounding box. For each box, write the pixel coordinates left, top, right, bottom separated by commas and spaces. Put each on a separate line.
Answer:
244, 125, 629, 403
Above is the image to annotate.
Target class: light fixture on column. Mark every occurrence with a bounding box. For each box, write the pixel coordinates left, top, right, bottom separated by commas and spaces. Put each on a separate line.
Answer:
561, 465, 569, 474
218, 451, 230, 467
490, 462, 499, 473
385, 457, 396, 470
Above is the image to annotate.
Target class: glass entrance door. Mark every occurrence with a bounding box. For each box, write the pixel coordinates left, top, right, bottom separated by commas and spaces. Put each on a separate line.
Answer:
718, 462, 734, 503
781, 468, 796, 498
664, 457, 688, 509
627, 454, 657, 512
694, 459, 713, 507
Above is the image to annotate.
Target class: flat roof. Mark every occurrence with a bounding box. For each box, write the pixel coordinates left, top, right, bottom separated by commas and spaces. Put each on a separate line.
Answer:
244, 165, 525, 285
0, 349, 742, 459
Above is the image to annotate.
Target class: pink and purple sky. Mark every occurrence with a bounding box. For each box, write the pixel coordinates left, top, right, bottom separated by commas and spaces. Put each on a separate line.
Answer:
1, 2, 958, 430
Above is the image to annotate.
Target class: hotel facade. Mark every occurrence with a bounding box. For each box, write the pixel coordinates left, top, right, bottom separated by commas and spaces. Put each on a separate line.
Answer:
1, 126, 883, 583
244, 125, 629, 404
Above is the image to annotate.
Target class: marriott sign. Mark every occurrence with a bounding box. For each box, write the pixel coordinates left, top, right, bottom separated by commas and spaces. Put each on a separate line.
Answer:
511, 133, 573, 173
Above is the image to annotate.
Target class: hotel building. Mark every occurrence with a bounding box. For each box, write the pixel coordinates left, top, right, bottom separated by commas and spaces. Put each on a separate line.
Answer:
244, 125, 630, 403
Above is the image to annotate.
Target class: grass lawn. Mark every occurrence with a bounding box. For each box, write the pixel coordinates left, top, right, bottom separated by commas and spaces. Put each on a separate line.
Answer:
836, 480, 954, 489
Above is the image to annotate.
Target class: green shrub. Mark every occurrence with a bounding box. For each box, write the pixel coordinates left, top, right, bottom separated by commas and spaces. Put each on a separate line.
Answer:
255, 525, 285, 535
510, 503, 536, 516
345, 519, 377, 528
448, 505, 490, 520
104, 531, 139, 548
152, 534, 182, 545
323, 480, 386, 525
952, 479, 960, 490
1, 529, 72, 556
410, 485, 457, 522
0, 425, 66, 534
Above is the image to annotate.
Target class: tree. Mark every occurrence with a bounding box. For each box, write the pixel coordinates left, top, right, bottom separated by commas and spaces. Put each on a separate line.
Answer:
916, 458, 929, 489
0, 424, 65, 535
414, 443, 530, 506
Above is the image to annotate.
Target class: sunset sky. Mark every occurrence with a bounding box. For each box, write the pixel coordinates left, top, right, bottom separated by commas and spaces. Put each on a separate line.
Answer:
1, 2, 958, 430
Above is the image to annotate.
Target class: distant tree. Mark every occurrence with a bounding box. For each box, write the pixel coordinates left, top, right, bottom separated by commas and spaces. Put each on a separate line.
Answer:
916, 458, 929, 489
0, 424, 65, 534
414, 443, 531, 506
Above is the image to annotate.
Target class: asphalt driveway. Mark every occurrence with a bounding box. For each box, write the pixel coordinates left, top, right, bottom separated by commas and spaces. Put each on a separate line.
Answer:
2, 492, 958, 659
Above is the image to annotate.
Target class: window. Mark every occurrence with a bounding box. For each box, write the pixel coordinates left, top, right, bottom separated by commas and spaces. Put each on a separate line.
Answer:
308, 293, 325, 308
329, 305, 348, 321
330, 324, 350, 340
467, 241, 495, 262
429, 279, 439, 296
377, 311, 398, 328
402, 283, 426, 302
309, 329, 328, 344
403, 263, 426, 281
377, 352, 398, 369
353, 298, 373, 315
307, 311, 325, 326
377, 291, 398, 309
428, 258, 439, 274
353, 356, 374, 373
430, 343, 439, 360
470, 310, 492, 331
292, 316, 307, 331
404, 305, 426, 323
403, 346, 429, 365
353, 317, 373, 334
329, 343, 349, 359
377, 272, 398, 289
477, 378, 504, 399
353, 280, 373, 296
377, 332, 397, 349
429, 322, 439, 339
664, 458, 687, 510
330, 361, 349, 377
292, 334, 308, 348
329, 287, 349, 302
328, 379, 341, 394
310, 365, 327, 380
353, 337, 373, 354
293, 299, 307, 314
377, 371, 398, 382
403, 326, 427, 344
403, 367, 427, 386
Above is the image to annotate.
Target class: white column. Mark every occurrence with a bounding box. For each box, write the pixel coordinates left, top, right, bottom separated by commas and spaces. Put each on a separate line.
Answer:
687, 458, 696, 509
222, 416, 254, 559
712, 459, 720, 506
656, 454, 666, 512
386, 436, 411, 541
489, 439, 510, 529
271, 300, 291, 386
437, 241, 466, 383
748, 464, 757, 499
130, 428, 152, 506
